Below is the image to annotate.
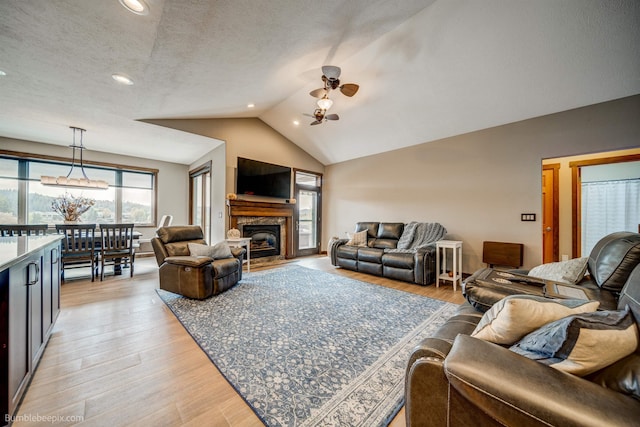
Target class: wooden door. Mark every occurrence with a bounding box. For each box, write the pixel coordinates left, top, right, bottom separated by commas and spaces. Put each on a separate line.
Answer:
542, 165, 559, 263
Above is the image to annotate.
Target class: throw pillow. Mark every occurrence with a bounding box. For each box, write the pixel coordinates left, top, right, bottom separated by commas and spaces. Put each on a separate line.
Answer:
510, 307, 639, 376
346, 229, 368, 247
188, 242, 233, 259
471, 295, 599, 345
528, 257, 589, 285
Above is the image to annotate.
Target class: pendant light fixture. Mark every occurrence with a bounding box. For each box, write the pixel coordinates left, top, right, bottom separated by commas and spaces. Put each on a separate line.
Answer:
40, 126, 109, 190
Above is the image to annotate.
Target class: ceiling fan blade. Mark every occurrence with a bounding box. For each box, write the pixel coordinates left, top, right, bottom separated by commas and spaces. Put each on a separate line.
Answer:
303, 113, 315, 118
309, 88, 327, 98
310, 120, 322, 126
325, 114, 339, 121
340, 83, 359, 97
322, 65, 341, 80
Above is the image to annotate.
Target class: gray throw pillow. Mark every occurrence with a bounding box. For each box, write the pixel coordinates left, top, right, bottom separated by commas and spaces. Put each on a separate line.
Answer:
188, 242, 233, 259
510, 307, 639, 376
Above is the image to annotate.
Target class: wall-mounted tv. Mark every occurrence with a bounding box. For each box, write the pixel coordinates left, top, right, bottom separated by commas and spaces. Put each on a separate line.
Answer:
236, 157, 291, 199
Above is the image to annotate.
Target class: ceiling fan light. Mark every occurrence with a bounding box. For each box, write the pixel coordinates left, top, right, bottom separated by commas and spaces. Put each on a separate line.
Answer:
119, 0, 149, 15
317, 97, 333, 110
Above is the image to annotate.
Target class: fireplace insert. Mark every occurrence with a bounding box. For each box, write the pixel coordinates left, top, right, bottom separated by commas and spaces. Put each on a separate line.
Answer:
242, 224, 280, 259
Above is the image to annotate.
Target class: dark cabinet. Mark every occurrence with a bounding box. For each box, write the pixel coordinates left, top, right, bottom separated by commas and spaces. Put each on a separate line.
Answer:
1, 236, 61, 426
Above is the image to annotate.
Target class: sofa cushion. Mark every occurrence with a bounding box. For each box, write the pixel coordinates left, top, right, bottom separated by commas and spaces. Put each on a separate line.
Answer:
336, 245, 359, 260
346, 229, 368, 247
527, 257, 589, 285
510, 307, 639, 376
472, 295, 599, 345
188, 242, 233, 259
358, 247, 384, 263
588, 232, 640, 292
382, 252, 414, 269
377, 222, 404, 239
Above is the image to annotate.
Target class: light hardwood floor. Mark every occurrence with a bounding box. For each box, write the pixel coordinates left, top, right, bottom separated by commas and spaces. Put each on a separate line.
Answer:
13, 256, 464, 427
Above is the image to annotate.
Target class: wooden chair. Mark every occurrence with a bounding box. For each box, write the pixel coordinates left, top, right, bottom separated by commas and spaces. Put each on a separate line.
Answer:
55, 223, 98, 282
99, 223, 135, 281
0, 224, 48, 236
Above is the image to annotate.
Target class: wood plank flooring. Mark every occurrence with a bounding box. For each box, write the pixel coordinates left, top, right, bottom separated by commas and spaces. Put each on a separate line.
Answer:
12, 256, 464, 427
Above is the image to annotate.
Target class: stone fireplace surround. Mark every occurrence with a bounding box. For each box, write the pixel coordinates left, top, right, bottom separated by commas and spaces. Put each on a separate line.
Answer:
227, 199, 295, 263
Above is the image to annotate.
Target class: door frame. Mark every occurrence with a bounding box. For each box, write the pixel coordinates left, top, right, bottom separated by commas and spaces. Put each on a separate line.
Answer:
292, 169, 322, 257
542, 163, 560, 262
189, 161, 212, 239
570, 153, 640, 257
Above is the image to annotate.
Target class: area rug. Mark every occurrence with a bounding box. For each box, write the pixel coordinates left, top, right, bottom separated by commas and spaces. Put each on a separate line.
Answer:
157, 265, 458, 427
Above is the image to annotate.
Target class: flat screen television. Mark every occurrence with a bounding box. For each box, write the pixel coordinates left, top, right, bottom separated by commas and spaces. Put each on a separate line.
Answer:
236, 157, 291, 199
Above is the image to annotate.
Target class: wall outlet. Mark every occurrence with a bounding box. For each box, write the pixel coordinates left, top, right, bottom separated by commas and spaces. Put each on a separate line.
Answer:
561, 254, 569, 261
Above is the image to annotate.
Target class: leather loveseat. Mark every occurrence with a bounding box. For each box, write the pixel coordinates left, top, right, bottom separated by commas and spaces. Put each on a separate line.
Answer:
405, 232, 640, 426
330, 221, 447, 286
151, 225, 246, 299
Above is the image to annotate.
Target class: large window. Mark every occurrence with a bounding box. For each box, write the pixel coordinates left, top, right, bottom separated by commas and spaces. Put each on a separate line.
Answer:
0, 153, 157, 226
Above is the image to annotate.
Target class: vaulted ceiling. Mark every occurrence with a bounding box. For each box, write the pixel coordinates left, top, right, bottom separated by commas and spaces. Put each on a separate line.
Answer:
1, 0, 638, 165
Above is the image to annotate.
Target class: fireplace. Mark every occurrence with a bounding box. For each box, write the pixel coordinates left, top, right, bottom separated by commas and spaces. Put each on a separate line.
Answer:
243, 224, 281, 259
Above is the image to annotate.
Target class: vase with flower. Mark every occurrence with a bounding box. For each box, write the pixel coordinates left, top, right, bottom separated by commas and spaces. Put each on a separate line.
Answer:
51, 193, 95, 223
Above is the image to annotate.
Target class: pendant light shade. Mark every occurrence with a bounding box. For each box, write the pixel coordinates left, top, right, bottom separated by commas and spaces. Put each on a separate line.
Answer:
40, 127, 109, 190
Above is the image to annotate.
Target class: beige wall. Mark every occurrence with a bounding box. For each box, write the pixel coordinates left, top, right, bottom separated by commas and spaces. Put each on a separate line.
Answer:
543, 147, 640, 260
145, 117, 325, 242
324, 95, 640, 273
0, 137, 189, 240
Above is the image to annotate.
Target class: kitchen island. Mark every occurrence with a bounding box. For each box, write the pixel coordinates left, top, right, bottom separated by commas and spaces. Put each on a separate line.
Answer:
1, 234, 62, 426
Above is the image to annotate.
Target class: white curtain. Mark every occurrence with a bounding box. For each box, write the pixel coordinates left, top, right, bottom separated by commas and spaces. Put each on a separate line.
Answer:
582, 178, 640, 255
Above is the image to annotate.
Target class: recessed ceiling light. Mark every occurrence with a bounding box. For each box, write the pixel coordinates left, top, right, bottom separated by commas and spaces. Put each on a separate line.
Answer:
112, 73, 134, 85
118, 0, 149, 15
247, 103, 255, 108
293, 120, 300, 126
0, 70, 6, 76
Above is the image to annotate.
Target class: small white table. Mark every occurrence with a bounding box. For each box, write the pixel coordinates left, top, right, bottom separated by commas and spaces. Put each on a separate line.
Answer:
226, 237, 252, 272
436, 240, 463, 291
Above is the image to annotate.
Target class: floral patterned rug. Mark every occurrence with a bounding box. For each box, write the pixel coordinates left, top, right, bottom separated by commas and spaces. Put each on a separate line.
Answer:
157, 265, 457, 427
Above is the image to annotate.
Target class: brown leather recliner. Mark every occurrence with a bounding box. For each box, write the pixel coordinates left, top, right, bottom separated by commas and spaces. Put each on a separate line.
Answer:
151, 225, 246, 299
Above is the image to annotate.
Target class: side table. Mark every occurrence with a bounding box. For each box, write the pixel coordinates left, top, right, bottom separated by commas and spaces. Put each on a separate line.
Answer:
226, 237, 252, 272
436, 240, 463, 291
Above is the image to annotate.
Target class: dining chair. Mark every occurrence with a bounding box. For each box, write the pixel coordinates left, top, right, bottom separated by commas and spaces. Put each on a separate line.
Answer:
55, 223, 98, 282
0, 224, 49, 236
99, 223, 135, 281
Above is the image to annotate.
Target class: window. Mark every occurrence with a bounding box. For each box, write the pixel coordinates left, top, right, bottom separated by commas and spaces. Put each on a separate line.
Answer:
0, 153, 157, 226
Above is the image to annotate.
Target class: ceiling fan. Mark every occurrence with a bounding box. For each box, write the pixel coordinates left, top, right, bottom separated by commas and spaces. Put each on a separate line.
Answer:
309, 65, 360, 99
306, 65, 359, 125
304, 108, 339, 126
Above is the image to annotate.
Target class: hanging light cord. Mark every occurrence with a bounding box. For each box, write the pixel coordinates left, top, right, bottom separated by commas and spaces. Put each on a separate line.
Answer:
66, 126, 90, 180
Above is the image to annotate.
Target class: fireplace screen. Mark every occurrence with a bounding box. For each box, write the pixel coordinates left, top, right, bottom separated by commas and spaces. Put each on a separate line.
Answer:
243, 224, 280, 259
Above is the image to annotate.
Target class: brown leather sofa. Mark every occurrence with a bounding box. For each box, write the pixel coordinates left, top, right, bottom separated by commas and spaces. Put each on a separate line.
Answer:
151, 225, 246, 299
405, 232, 640, 426
330, 222, 446, 285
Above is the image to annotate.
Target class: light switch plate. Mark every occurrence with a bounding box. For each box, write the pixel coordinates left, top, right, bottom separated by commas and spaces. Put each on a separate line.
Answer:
521, 213, 536, 221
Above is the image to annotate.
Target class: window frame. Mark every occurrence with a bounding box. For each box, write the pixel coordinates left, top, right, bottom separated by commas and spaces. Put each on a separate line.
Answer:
0, 149, 158, 226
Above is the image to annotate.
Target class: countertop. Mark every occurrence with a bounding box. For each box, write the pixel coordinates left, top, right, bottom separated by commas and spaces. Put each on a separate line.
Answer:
0, 235, 63, 271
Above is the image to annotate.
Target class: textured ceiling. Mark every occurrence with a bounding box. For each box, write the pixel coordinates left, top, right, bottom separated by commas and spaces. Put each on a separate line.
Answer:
0, 0, 639, 165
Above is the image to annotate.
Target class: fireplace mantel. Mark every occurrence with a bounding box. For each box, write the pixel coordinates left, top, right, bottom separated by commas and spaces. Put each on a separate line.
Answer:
227, 199, 295, 259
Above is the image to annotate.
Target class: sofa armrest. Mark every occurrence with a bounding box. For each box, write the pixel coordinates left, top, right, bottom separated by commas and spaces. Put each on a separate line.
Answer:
164, 255, 213, 268
445, 335, 640, 427
405, 304, 482, 427
414, 244, 437, 285
330, 238, 349, 265
230, 246, 246, 259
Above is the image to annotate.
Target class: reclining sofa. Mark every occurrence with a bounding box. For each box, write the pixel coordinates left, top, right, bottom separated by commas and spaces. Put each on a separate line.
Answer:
151, 225, 246, 299
405, 232, 640, 426
330, 221, 446, 286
